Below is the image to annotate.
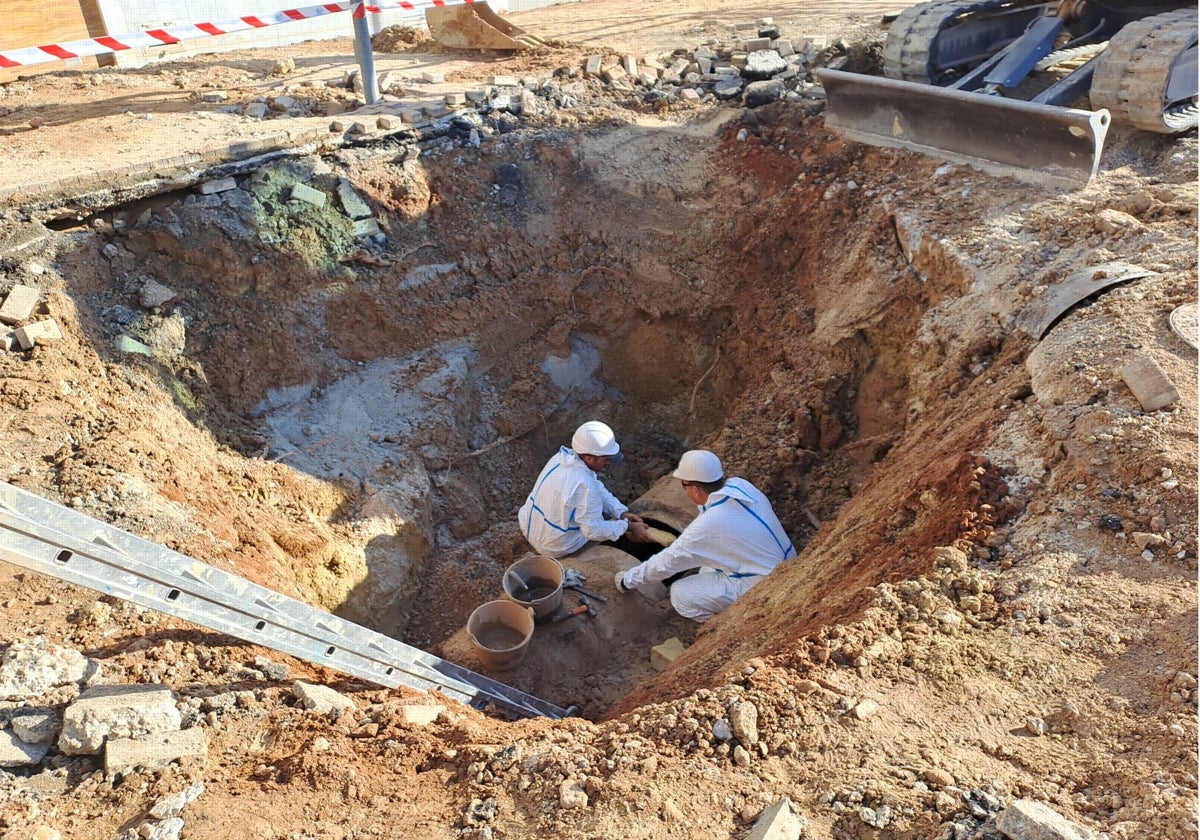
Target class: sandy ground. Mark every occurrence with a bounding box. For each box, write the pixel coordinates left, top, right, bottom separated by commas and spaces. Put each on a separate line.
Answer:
0, 1, 1196, 839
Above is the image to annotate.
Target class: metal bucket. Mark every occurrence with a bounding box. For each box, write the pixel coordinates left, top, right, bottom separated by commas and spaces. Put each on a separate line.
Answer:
467, 600, 535, 672
502, 555, 564, 620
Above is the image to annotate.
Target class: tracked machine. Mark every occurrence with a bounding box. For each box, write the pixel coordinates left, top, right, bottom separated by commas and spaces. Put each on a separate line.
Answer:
817, 1, 1197, 184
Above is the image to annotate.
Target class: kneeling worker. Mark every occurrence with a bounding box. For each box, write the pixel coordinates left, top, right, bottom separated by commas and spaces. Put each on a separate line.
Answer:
518, 420, 652, 558
613, 450, 796, 622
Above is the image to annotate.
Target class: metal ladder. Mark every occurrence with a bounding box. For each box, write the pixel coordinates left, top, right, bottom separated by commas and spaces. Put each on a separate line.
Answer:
0, 482, 568, 720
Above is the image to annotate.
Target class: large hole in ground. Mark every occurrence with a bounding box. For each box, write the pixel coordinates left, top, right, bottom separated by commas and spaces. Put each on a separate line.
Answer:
51, 104, 995, 720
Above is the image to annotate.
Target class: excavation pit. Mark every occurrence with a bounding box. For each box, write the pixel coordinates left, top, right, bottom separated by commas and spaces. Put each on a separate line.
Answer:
0, 16, 1195, 837
31, 104, 1008, 721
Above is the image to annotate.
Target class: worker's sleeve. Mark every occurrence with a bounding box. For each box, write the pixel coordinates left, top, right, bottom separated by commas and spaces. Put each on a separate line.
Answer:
598, 482, 628, 519
623, 521, 710, 589
571, 481, 629, 544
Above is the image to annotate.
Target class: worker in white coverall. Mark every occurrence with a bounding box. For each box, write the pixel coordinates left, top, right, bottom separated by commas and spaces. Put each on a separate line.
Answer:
518, 421, 652, 558
613, 450, 796, 622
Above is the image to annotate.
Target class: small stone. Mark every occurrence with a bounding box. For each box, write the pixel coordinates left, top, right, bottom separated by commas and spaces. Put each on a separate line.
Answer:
729, 701, 759, 746
1026, 716, 1047, 736
922, 767, 955, 787
559, 780, 588, 809
852, 698, 879, 720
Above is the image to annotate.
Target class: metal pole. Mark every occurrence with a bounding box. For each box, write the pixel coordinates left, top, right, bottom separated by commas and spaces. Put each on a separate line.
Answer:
352, 2, 380, 105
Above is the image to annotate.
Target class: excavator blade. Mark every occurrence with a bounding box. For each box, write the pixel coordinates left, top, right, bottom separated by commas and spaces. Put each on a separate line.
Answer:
425, 2, 550, 51
816, 68, 1111, 187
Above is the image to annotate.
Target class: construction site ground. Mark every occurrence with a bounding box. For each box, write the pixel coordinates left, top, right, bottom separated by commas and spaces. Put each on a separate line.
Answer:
0, 0, 1196, 838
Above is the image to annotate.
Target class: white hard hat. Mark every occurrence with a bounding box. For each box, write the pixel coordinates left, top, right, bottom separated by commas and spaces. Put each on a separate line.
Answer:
673, 450, 723, 483
571, 421, 621, 457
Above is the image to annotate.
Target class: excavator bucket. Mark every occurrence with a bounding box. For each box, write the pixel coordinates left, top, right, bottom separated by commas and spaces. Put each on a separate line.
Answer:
424, 2, 550, 51
816, 68, 1112, 187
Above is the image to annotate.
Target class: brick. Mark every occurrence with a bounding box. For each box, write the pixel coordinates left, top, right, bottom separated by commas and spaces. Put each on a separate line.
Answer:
420, 71, 445, 84
651, 637, 685, 671
0, 285, 39, 325
104, 728, 208, 776
376, 115, 403, 130
14, 318, 62, 350
602, 65, 627, 84
622, 55, 637, 75
742, 37, 771, 51
1121, 355, 1180, 411
289, 183, 326, 207
444, 92, 467, 106
584, 55, 602, 76
465, 89, 489, 103
489, 75, 518, 86
774, 39, 795, 57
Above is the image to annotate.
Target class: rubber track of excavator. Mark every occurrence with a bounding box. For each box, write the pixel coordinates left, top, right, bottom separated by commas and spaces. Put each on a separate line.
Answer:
883, 0, 1013, 83
1091, 9, 1199, 132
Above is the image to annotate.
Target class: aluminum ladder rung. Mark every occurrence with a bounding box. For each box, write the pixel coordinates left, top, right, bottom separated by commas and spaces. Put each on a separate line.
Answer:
0, 483, 567, 720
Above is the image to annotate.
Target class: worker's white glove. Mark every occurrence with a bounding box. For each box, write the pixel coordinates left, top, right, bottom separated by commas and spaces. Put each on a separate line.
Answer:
613, 569, 631, 593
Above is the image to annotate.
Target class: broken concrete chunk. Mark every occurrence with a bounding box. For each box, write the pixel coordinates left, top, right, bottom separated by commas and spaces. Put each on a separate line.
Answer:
0, 284, 39, 324
289, 182, 327, 207
11, 707, 61, 745
59, 684, 182, 755
742, 50, 789, 80
292, 681, 356, 714
139, 279, 177, 308
994, 799, 1097, 840
1121, 355, 1180, 411
746, 797, 807, 840
104, 727, 208, 776
0, 730, 49, 767
14, 318, 62, 350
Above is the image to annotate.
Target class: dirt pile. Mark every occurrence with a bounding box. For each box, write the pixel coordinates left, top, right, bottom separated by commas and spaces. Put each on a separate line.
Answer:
0, 6, 1196, 840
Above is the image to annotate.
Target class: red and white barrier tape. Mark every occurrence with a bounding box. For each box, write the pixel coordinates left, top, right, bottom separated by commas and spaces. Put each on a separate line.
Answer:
0, 0, 479, 69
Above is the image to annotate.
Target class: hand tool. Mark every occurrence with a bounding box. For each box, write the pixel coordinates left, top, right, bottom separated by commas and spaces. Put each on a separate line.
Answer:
551, 597, 596, 622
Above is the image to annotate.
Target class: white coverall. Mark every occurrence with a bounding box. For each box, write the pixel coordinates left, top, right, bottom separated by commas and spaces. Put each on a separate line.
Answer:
518, 446, 630, 558
621, 478, 795, 622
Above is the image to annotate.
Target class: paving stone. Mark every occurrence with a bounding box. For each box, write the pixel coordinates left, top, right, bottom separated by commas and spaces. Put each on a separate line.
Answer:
289, 182, 327, 207
584, 55, 603, 76
1, 331, 16, 351
602, 65, 628, 84
743, 37, 771, 51
1121, 355, 1179, 411
376, 115, 403, 130
198, 176, 238, 195
420, 71, 445, 84
680, 88, 702, 103
774, 38, 795, 57
445, 92, 467, 106
104, 728, 208, 776
0, 285, 39, 325
352, 218, 381, 238
489, 75, 518, 86
14, 319, 62, 350
336, 179, 373, 219
622, 55, 638, 75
